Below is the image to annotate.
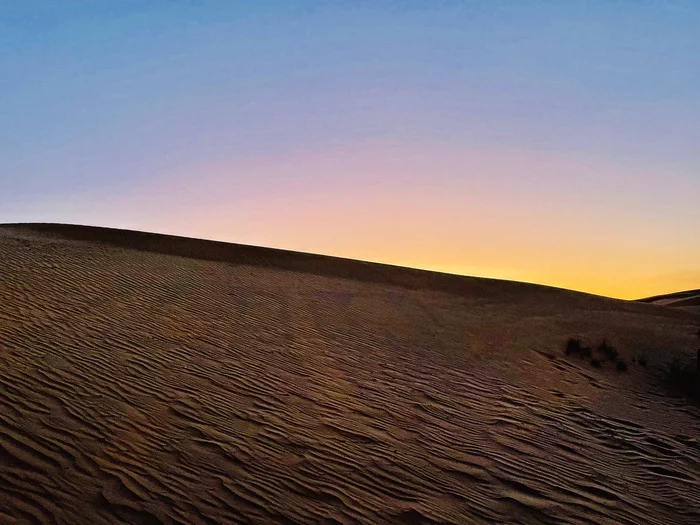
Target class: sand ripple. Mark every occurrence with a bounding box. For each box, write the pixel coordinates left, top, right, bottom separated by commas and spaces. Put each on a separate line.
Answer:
1, 225, 698, 524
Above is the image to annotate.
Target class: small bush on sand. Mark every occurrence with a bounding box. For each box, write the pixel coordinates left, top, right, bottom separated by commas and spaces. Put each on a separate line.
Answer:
566, 338, 582, 356
597, 339, 618, 360
615, 359, 628, 371
665, 358, 699, 402
637, 354, 648, 367
580, 346, 592, 358
591, 359, 602, 368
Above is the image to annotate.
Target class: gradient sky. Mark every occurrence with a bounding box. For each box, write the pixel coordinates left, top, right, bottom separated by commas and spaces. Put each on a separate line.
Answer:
1, 1, 698, 299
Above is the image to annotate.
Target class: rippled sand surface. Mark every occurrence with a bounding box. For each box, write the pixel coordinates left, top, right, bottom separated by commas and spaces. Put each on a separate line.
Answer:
1, 224, 698, 524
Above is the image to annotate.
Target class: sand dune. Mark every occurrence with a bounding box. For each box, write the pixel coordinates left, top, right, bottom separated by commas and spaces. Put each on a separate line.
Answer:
638, 290, 700, 314
1, 223, 698, 524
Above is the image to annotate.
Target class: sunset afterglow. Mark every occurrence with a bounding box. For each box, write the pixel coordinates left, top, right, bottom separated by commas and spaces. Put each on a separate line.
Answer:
2, 1, 698, 299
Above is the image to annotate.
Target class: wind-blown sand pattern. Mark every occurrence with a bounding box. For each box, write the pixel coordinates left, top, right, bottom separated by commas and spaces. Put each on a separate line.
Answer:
1, 224, 698, 524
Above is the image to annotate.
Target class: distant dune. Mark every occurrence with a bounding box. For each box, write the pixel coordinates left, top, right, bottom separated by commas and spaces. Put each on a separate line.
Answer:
638, 289, 700, 314
1, 223, 698, 524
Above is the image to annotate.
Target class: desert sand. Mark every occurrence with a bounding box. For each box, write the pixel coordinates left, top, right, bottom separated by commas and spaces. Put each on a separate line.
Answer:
0, 223, 698, 524
638, 289, 700, 315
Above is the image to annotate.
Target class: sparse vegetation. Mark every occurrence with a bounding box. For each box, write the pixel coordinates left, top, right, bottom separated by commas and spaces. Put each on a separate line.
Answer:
564, 338, 593, 359
661, 328, 700, 403
665, 357, 699, 402
563, 337, 626, 371
637, 354, 648, 367
597, 339, 618, 361
565, 338, 582, 356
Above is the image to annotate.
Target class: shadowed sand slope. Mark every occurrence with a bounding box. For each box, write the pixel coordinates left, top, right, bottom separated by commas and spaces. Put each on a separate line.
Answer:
1, 223, 699, 524
638, 290, 700, 314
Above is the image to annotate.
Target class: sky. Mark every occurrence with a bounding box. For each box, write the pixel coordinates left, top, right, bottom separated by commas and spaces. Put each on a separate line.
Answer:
1, 0, 698, 300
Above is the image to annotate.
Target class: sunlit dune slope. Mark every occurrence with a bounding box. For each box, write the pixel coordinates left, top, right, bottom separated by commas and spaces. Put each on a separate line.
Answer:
1, 223, 698, 524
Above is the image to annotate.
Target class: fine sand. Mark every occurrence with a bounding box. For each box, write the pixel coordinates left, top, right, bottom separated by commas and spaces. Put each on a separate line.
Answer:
1, 223, 698, 524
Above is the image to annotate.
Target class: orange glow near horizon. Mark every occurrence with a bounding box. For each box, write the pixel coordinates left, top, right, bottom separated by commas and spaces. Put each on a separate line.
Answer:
90, 142, 700, 301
